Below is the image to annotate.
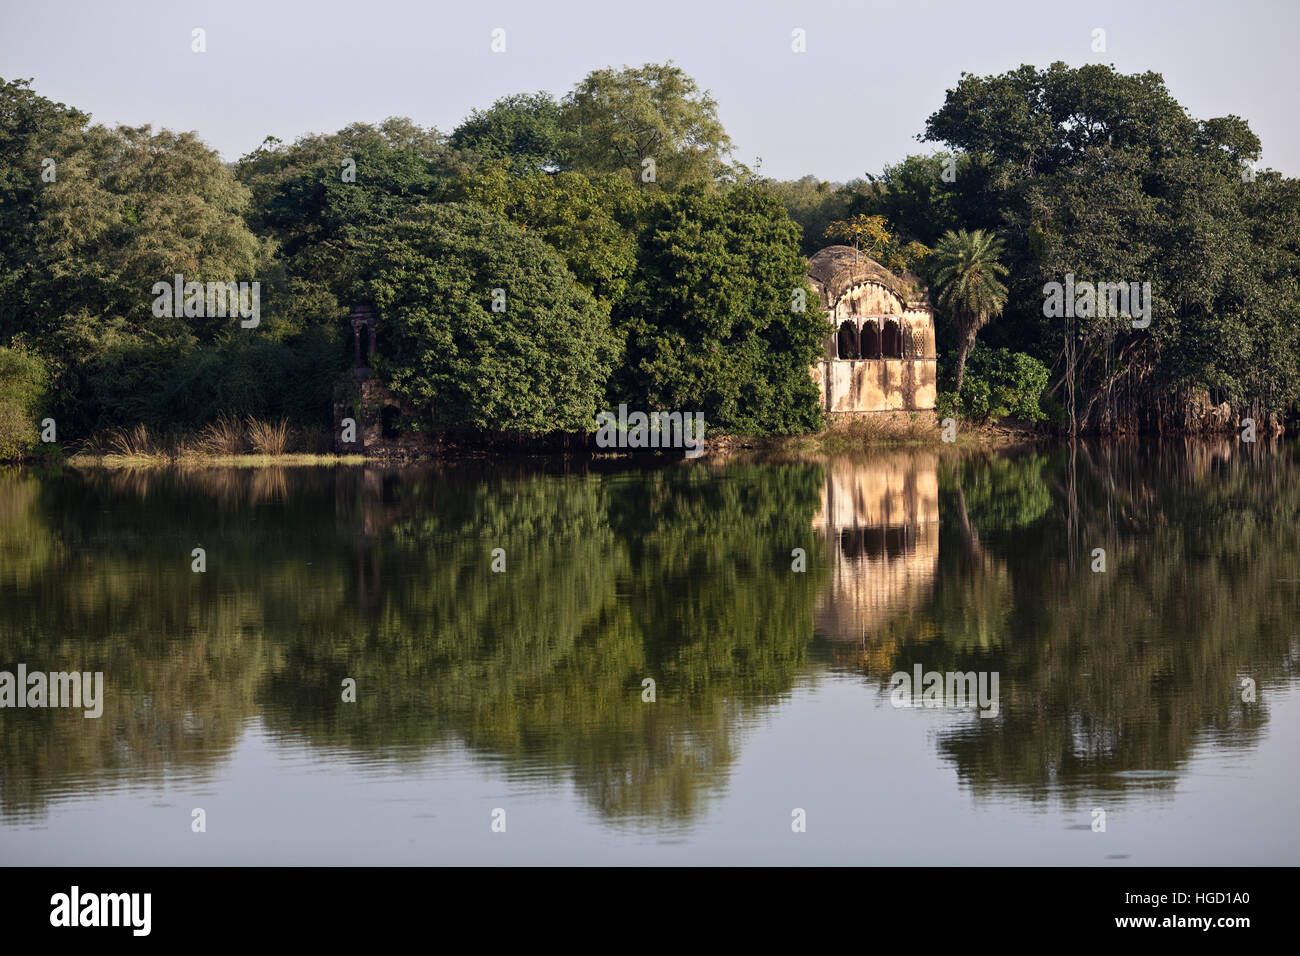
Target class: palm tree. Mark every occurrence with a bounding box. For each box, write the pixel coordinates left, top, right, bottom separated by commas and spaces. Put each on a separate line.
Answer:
929, 229, 1010, 393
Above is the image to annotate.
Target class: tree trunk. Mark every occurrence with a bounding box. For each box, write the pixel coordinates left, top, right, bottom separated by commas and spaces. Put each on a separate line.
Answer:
954, 314, 981, 394
955, 337, 971, 394
955, 484, 986, 567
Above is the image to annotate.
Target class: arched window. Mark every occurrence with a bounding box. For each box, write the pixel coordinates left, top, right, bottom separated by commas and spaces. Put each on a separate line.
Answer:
861, 320, 881, 359
381, 404, 401, 439
837, 321, 860, 359
882, 320, 902, 359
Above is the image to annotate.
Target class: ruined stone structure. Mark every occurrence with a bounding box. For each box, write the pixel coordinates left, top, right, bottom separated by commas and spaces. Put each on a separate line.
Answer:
333, 304, 431, 457
805, 246, 937, 414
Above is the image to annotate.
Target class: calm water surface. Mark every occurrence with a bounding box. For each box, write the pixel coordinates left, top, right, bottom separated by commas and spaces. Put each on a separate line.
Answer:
2, 442, 1298, 864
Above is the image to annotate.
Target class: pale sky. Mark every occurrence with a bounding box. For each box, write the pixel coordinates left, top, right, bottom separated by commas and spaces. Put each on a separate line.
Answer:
2, 0, 1297, 181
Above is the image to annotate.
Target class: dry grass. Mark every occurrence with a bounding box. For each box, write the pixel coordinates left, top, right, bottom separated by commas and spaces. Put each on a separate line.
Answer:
65, 414, 369, 467
818, 413, 941, 450
246, 416, 290, 456
105, 424, 169, 461
173, 453, 365, 467
194, 413, 246, 455
70, 452, 367, 468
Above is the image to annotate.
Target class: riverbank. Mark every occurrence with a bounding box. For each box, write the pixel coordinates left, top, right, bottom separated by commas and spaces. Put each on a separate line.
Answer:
702, 414, 1049, 458
64, 452, 368, 468
0, 415, 1058, 468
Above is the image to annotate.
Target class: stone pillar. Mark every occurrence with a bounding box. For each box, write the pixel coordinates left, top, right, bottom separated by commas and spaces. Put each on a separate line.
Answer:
351, 319, 364, 367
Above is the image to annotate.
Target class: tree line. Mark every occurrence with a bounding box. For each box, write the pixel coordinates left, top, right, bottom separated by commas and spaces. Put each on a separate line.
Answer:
2, 60, 1297, 457
774, 63, 1300, 434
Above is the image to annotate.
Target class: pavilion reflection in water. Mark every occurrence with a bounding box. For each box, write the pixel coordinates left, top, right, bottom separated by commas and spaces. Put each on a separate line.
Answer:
812, 455, 939, 667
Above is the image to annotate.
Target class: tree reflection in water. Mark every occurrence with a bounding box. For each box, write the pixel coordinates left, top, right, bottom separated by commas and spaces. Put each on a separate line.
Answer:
0, 440, 1296, 823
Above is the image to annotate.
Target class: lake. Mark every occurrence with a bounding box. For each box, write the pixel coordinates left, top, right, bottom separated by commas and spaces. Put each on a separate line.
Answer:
2, 441, 1298, 864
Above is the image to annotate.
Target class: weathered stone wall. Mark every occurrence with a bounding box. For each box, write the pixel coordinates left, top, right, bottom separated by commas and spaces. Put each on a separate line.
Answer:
815, 358, 938, 412
333, 377, 432, 457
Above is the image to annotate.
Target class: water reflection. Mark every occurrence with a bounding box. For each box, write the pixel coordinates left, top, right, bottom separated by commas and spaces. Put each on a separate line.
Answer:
813, 453, 939, 672
1, 443, 1297, 839
925, 442, 1300, 803
0, 461, 828, 824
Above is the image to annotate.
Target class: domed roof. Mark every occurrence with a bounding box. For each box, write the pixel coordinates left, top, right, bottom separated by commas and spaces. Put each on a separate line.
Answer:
805, 245, 930, 311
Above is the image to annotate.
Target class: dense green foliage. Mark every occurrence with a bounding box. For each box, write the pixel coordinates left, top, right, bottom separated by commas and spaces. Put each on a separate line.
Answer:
0, 79, 87, 331
938, 344, 1049, 422
233, 119, 470, 329
614, 184, 828, 434
559, 62, 734, 188
0, 66, 827, 452
358, 202, 617, 432
3, 59, 1298, 451
768, 63, 1300, 432
83, 331, 344, 434
919, 63, 1300, 431
0, 346, 48, 459
0, 77, 269, 434
449, 93, 567, 176
454, 166, 642, 312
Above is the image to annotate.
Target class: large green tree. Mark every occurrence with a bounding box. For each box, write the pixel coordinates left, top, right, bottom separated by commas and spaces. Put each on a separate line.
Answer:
449, 92, 567, 176
357, 202, 617, 432
35, 125, 264, 341
0, 78, 88, 335
234, 120, 470, 330
560, 63, 733, 189
0, 85, 266, 424
920, 62, 1300, 432
613, 183, 828, 434
454, 166, 642, 312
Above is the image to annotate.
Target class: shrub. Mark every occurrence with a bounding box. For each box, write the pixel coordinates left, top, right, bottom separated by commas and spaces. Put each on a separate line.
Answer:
961, 376, 994, 421
358, 202, 617, 433
247, 416, 290, 455
106, 424, 165, 459
196, 413, 246, 454
82, 328, 346, 435
935, 390, 960, 422
0, 401, 35, 460
0, 346, 48, 460
954, 345, 1049, 422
